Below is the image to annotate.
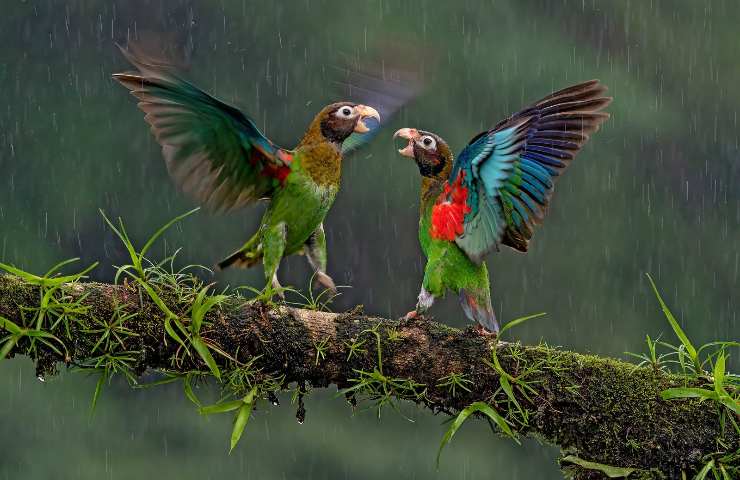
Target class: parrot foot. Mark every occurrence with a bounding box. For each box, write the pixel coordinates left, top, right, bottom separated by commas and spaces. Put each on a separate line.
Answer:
271, 274, 286, 300
314, 271, 337, 295
473, 324, 497, 337
404, 310, 419, 321
250, 275, 286, 304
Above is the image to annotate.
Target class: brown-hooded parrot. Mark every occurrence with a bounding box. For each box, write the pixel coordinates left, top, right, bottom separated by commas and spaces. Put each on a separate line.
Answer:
113, 47, 383, 296
394, 80, 612, 333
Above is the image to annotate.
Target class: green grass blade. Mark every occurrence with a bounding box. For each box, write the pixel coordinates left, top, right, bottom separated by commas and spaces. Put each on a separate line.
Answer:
693, 459, 714, 480
710, 352, 738, 413
90, 372, 107, 416
713, 352, 726, 397
0, 316, 23, 335
25, 329, 62, 340
719, 394, 740, 416
474, 402, 518, 442
163, 315, 188, 351
499, 312, 547, 337
139, 207, 200, 260
645, 274, 698, 364
199, 400, 244, 415
99, 209, 142, 274
53, 261, 99, 284
135, 278, 177, 318
43, 257, 81, 278
183, 373, 201, 407
437, 401, 516, 468
229, 387, 257, 453
33, 335, 65, 358
135, 279, 189, 349
697, 341, 740, 356
499, 375, 523, 414
0, 263, 44, 284
0, 334, 20, 361
561, 455, 636, 478
191, 337, 221, 380
190, 285, 225, 337
190, 286, 209, 335
719, 464, 732, 480
661, 387, 717, 401
133, 375, 182, 389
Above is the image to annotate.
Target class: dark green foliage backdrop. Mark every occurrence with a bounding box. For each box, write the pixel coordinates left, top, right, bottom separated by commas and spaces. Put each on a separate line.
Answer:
1, 1, 737, 478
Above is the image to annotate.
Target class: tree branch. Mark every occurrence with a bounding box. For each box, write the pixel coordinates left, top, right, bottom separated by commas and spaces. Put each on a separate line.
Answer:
0, 274, 736, 479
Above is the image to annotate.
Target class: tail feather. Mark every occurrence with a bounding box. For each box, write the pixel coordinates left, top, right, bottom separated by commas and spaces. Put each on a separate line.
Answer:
459, 288, 499, 333
216, 234, 263, 271
216, 249, 262, 271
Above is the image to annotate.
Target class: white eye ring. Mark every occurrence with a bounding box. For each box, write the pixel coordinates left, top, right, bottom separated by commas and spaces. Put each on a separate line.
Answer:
419, 135, 436, 150
335, 106, 355, 118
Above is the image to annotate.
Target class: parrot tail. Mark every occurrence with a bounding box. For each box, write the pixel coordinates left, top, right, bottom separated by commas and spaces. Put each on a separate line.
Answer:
216, 250, 262, 271
216, 235, 263, 271
459, 288, 499, 334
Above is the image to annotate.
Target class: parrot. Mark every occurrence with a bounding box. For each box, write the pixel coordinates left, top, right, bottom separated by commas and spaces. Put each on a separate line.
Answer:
394, 80, 612, 334
113, 47, 384, 297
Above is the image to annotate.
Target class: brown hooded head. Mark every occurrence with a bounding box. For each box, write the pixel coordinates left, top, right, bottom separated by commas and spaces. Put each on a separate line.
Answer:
394, 128, 453, 180
303, 102, 380, 146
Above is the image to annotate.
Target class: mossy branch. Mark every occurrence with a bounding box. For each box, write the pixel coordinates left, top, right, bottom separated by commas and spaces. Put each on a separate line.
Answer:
0, 273, 737, 479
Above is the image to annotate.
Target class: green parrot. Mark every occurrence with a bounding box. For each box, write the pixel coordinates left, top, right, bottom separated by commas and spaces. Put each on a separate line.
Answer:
394, 80, 612, 333
113, 47, 381, 295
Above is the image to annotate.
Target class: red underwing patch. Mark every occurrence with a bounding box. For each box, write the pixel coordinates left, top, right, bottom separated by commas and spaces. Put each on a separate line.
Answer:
430, 172, 471, 241
251, 149, 293, 186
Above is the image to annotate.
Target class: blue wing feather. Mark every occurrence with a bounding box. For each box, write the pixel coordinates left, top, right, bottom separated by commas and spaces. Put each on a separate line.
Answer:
444, 80, 611, 262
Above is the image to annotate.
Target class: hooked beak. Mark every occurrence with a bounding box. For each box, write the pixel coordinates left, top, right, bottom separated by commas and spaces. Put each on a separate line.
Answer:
393, 128, 420, 158
353, 105, 381, 133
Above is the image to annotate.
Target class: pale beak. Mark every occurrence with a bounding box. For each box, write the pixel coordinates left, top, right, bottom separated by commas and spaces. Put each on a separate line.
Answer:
353, 105, 381, 133
393, 128, 419, 158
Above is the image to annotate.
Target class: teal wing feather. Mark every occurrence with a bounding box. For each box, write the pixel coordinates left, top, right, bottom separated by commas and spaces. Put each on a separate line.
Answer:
448, 80, 612, 263
113, 46, 292, 213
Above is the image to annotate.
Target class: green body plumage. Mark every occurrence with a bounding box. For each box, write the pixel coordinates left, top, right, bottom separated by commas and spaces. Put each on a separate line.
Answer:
221, 136, 341, 274
417, 178, 494, 328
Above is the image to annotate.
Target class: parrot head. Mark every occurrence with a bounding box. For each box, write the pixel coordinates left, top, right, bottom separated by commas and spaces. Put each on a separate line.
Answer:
394, 128, 452, 179
316, 102, 381, 144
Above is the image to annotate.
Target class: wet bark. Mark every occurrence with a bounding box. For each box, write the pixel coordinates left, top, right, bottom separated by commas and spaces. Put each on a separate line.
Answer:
0, 274, 735, 479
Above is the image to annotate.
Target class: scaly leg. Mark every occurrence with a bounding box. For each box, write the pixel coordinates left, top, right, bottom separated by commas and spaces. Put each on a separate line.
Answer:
405, 286, 435, 320
262, 222, 287, 300
405, 258, 443, 320
303, 223, 337, 293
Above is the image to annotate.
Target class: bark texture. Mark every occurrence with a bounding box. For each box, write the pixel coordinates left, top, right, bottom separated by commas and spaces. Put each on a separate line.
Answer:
0, 274, 736, 479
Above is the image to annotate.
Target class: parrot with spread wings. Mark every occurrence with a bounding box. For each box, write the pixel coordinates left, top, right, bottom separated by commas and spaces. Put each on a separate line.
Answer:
394, 80, 612, 333
114, 46, 413, 296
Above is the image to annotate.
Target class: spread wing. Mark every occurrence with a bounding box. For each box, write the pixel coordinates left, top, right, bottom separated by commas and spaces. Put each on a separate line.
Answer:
331, 51, 424, 156
113, 46, 293, 213
436, 80, 612, 264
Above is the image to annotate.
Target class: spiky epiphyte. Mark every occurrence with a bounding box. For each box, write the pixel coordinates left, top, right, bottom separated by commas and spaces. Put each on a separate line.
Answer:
395, 80, 612, 334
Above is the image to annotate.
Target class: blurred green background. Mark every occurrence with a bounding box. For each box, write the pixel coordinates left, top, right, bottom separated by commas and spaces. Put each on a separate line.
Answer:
1, 1, 738, 478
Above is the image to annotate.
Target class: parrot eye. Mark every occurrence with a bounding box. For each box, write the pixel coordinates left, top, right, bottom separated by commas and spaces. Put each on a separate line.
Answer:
420, 136, 436, 150
335, 106, 355, 119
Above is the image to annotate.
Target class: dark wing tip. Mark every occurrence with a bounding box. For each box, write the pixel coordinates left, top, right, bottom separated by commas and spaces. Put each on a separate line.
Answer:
111, 73, 149, 93
114, 42, 183, 81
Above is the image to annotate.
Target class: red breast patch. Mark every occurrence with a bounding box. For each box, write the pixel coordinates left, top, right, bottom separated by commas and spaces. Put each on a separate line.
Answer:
430, 173, 471, 241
